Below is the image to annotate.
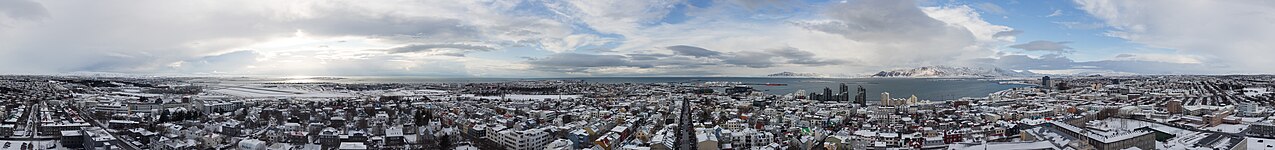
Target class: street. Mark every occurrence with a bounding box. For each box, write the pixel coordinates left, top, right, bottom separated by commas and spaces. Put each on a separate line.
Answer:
68, 103, 141, 150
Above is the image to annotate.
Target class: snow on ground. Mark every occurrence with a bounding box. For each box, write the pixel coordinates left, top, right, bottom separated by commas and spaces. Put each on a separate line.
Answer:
1240, 117, 1269, 123
208, 85, 354, 98
1244, 87, 1272, 97
381, 89, 448, 96
1087, 118, 1157, 131
1251, 137, 1275, 150
1079, 118, 1226, 150
1158, 132, 1221, 150
1026, 127, 1070, 148
462, 94, 581, 100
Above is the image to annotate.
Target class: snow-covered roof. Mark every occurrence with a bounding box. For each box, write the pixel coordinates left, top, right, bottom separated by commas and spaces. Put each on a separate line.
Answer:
953, 141, 1057, 150
338, 142, 367, 150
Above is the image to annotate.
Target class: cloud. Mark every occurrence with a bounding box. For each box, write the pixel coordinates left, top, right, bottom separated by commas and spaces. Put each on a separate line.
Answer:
527, 53, 651, 71
1075, 0, 1275, 73
795, 0, 954, 42
764, 47, 846, 66
1046, 9, 1063, 17
0, 0, 48, 30
169, 50, 262, 73
1009, 40, 1074, 53
922, 5, 1015, 42
1080, 60, 1216, 75
625, 53, 672, 61
720, 51, 777, 68
975, 54, 1219, 75
1110, 53, 1204, 64
292, 16, 479, 40
781, 0, 1007, 69
993, 30, 1023, 38
0, 0, 577, 75
380, 43, 497, 57
524, 52, 722, 76
977, 54, 1077, 70
675, 46, 845, 68
975, 3, 1007, 14
540, 34, 615, 53
0, 0, 1054, 77
0, 0, 48, 23
1053, 21, 1104, 29
549, 0, 681, 35
568, 0, 1013, 76
525, 45, 845, 75
666, 45, 722, 58
727, 0, 807, 12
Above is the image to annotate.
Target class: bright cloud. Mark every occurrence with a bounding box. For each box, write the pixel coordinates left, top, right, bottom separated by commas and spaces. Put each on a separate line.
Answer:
1075, 0, 1275, 73
0, 0, 1269, 77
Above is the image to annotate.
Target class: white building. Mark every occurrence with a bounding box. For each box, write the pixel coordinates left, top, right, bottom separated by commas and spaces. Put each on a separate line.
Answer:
696, 129, 719, 150
729, 128, 774, 149
1238, 102, 1263, 117
197, 100, 242, 114
493, 127, 553, 150
238, 139, 267, 150
879, 92, 918, 107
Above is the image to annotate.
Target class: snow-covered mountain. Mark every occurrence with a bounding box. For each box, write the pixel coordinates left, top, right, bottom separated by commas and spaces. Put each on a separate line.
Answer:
870, 66, 1038, 78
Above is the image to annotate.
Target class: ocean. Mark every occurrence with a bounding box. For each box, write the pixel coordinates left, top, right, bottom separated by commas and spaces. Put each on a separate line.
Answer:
297, 77, 1031, 101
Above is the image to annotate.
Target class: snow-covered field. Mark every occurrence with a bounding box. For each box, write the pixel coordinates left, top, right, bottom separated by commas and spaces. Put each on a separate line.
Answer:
380, 89, 448, 96
461, 94, 581, 100
207, 85, 354, 98
1244, 87, 1272, 97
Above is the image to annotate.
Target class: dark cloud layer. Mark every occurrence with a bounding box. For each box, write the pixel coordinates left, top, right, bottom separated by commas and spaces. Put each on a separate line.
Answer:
977, 54, 1076, 70
381, 43, 496, 57
1009, 40, 1074, 53
666, 45, 722, 58
790, 0, 986, 67
527, 53, 652, 72
796, 0, 954, 42
625, 53, 672, 61
0, 0, 48, 22
526, 45, 845, 74
172, 50, 261, 73
682, 45, 845, 68
975, 54, 1220, 74
721, 51, 778, 68
766, 47, 845, 65
992, 30, 1023, 38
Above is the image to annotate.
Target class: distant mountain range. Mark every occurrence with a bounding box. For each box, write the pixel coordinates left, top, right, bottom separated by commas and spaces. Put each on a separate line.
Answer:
766, 72, 831, 78
870, 66, 1038, 78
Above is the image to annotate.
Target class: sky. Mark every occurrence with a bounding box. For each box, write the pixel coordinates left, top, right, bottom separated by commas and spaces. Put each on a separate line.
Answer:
0, 0, 1272, 77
